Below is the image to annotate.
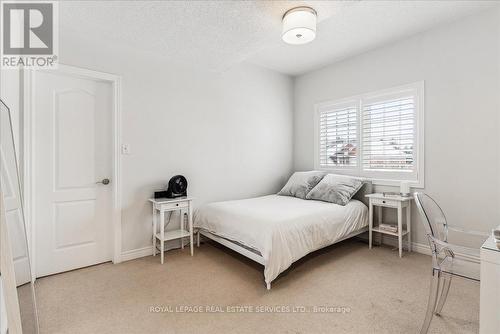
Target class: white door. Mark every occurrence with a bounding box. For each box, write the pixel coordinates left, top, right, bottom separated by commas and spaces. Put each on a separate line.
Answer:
34, 70, 113, 277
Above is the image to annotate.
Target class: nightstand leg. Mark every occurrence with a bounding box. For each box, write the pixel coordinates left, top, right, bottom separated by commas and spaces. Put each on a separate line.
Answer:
180, 210, 184, 250
407, 205, 412, 252
160, 211, 165, 264
189, 202, 194, 256
377, 206, 383, 246
369, 202, 373, 249
398, 204, 403, 258
152, 207, 157, 256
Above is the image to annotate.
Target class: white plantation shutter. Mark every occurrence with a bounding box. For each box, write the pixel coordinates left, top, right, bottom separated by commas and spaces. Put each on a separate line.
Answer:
362, 94, 416, 172
318, 103, 357, 168
315, 82, 423, 185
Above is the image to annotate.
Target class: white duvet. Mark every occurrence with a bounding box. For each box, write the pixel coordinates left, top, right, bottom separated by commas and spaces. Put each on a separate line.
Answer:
194, 195, 368, 285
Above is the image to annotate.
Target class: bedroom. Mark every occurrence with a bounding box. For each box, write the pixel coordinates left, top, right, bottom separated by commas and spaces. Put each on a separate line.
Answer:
0, 0, 499, 333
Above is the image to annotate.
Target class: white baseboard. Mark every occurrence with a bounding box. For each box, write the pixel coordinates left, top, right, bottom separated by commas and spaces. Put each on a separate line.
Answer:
121, 246, 153, 262
356, 233, 480, 263
121, 234, 480, 266
120, 239, 185, 262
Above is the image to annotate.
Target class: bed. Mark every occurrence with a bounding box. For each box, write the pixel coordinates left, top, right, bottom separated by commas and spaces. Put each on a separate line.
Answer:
194, 182, 371, 289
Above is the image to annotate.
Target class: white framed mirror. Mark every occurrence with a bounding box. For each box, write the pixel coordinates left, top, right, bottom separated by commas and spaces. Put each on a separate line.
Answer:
0, 99, 39, 334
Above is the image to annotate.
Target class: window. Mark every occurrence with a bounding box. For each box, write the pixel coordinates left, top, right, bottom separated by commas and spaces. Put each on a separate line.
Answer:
318, 102, 358, 168
314, 82, 424, 186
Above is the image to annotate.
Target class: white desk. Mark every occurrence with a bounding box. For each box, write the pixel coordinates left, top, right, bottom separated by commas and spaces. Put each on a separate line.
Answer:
149, 197, 194, 264
366, 193, 412, 257
480, 229, 500, 334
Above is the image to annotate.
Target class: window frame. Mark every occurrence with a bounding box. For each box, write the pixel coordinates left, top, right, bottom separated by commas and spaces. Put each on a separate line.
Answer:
314, 81, 425, 188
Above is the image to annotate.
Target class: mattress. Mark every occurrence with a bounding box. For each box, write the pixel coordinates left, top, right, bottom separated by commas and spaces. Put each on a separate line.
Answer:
194, 194, 368, 284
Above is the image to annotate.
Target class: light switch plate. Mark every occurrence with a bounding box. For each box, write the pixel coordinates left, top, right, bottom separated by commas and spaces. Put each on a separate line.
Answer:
121, 144, 131, 155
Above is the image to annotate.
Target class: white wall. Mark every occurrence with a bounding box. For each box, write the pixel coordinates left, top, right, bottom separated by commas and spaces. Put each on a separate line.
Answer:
59, 29, 294, 253
293, 9, 500, 247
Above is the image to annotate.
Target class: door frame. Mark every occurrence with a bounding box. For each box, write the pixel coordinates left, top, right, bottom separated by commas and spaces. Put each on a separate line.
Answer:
23, 64, 123, 279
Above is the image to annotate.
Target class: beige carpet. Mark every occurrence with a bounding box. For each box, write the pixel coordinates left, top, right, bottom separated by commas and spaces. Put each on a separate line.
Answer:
35, 240, 479, 334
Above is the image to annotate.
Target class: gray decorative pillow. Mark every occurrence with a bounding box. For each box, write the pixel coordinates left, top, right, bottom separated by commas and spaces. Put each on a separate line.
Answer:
278, 171, 326, 199
305, 174, 364, 206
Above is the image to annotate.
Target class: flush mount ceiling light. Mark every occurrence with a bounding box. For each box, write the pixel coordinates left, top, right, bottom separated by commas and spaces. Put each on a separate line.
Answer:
282, 6, 317, 45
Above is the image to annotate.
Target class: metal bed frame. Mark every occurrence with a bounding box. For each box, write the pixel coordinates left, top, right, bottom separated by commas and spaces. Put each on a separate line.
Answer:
195, 181, 373, 290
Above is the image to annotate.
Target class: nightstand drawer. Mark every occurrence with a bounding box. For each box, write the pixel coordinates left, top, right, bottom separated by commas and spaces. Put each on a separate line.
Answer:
371, 198, 398, 208
157, 201, 188, 211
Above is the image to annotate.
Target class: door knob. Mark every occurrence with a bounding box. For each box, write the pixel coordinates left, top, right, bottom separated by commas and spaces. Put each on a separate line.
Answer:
96, 178, 110, 185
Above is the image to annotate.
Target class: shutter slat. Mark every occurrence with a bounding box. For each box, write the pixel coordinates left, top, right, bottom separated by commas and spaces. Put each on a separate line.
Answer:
363, 140, 413, 146
363, 119, 414, 128
362, 135, 414, 142
364, 99, 413, 109
363, 113, 414, 121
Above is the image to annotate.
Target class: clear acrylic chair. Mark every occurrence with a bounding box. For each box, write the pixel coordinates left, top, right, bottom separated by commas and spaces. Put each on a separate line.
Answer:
414, 193, 486, 334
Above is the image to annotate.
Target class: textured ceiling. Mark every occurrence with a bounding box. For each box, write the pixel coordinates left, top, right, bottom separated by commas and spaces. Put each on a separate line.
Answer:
60, 1, 498, 76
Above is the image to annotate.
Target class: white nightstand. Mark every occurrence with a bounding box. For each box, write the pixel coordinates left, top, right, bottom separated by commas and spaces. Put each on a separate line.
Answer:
149, 197, 194, 264
365, 193, 412, 257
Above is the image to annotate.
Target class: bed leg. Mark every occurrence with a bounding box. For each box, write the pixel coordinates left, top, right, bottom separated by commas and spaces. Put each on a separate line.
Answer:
197, 230, 200, 247
266, 283, 271, 290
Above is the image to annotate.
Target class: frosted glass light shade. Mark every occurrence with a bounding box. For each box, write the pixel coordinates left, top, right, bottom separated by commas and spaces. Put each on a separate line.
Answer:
400, 181, 411, 196
282, 7, 317, 45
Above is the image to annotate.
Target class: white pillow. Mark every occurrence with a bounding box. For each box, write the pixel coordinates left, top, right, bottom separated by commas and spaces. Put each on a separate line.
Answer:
277, 171, 326, 199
